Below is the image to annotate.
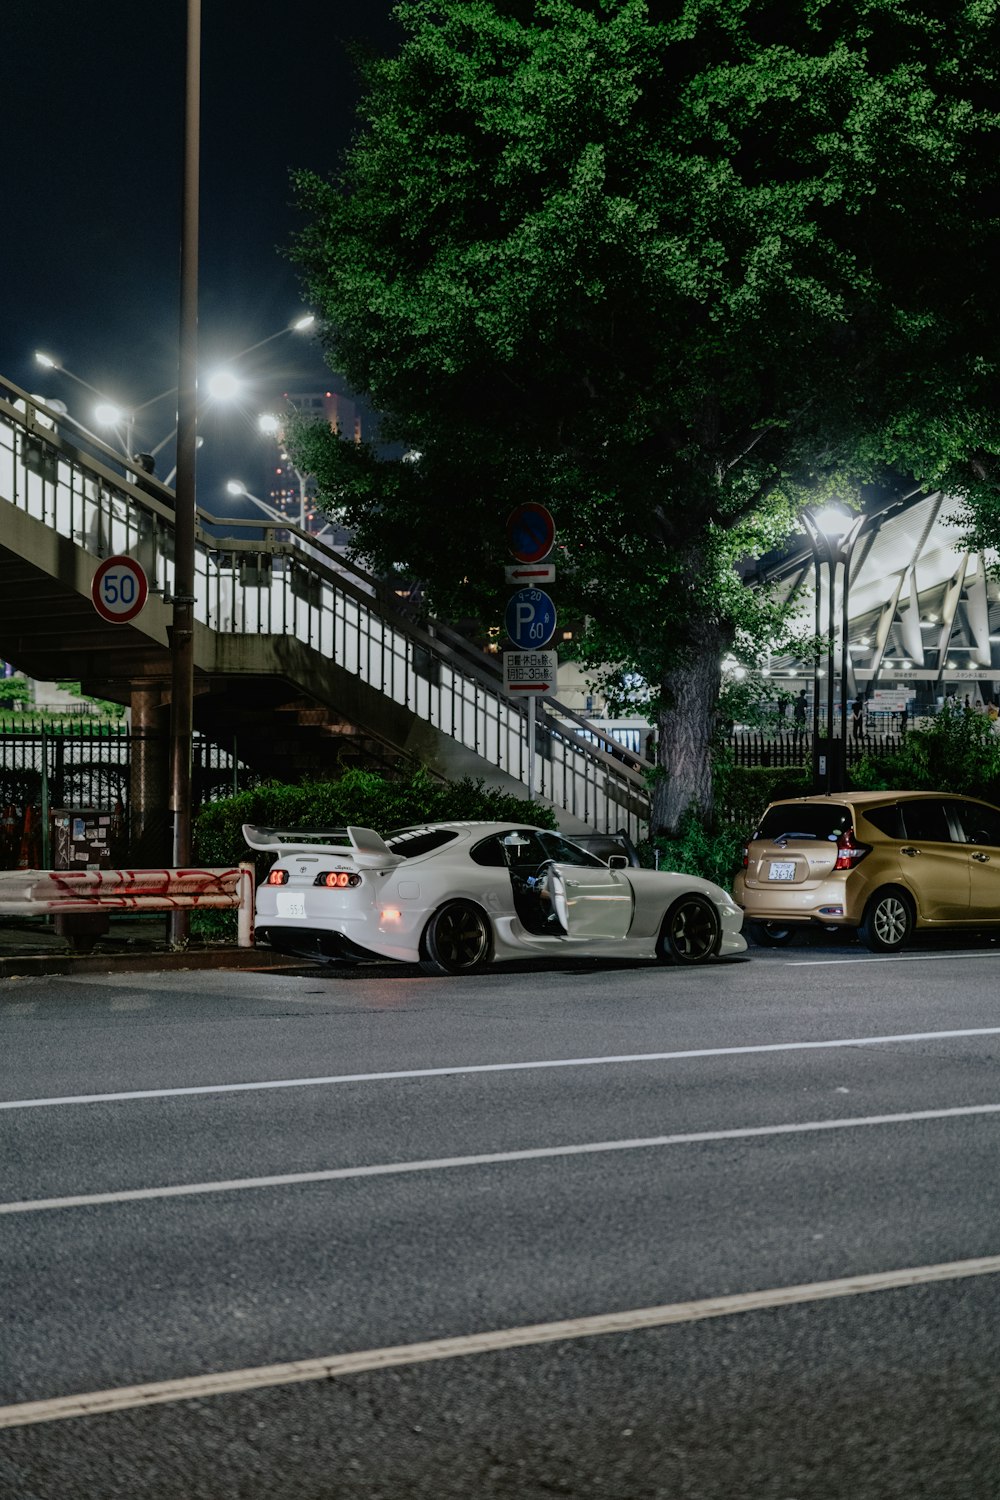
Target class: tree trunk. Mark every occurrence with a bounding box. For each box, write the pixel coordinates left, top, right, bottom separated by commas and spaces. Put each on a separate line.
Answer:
651, 614, 726, 837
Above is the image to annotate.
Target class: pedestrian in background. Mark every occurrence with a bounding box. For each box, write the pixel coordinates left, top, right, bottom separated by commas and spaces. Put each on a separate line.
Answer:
851, 698, 864, 741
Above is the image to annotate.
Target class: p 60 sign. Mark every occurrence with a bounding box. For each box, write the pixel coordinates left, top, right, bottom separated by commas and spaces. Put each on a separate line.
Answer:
92, 556, 149, 624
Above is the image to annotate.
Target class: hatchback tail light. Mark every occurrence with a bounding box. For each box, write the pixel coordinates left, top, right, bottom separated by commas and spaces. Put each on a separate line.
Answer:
742, 845, 749, 868
266, 869, 289, 886
833, 828, 871, 870
315, 871, 361, 888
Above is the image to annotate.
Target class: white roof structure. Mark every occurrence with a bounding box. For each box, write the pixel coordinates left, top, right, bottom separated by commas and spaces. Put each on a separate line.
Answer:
754, 490, 1000, 704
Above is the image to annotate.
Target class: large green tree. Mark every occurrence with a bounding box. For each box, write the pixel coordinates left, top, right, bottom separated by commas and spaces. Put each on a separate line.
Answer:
291, 0, 1000, 834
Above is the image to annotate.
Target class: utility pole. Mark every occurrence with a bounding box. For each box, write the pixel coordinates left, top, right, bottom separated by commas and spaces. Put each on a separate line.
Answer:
169, 0, 200, 946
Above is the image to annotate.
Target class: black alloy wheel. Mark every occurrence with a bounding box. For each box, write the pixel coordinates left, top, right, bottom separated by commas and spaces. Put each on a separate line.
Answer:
659, 894, 722, 965
420, 901, 492, 975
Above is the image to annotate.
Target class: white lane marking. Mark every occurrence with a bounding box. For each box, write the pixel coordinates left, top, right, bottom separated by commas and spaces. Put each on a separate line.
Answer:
3, 1101, 999, 1217
791, 951, 1000, 966
2, 1253, 998, 1430
4, 1025, 1000, 1112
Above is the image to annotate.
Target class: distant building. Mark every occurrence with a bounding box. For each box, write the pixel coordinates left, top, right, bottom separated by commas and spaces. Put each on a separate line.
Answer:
262, 389, 364, 534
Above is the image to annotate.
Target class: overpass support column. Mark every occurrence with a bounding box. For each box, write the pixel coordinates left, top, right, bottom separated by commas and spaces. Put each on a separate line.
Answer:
130, 682, 171, 864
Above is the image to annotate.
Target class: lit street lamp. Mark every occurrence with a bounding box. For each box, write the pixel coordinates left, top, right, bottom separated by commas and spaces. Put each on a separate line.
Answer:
801, 505, 867, 792
35, 351, 134, 460
32, 312, 314, 472
257, 411, 311, 528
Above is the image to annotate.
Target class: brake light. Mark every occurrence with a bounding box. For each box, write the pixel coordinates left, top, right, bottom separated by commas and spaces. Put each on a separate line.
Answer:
315, 871, 361, 888
742, 845, 749, 868
266, 869, 288, 886
834, 829, 871, 870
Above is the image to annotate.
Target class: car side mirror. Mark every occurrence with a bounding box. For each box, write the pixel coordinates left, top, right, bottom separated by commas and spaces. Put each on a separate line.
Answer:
607, 854, 629, 869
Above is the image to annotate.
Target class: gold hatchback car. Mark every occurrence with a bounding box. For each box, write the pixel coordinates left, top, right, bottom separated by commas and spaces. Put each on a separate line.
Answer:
734, 790, 1000, 952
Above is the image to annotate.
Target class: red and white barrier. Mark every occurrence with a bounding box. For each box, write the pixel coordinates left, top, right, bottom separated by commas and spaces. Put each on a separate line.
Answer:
0, 864, 256, 947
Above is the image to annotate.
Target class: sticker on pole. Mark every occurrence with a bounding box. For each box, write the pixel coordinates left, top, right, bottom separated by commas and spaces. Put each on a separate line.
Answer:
506, 503, 555, 564
504, 650, 557, 696
505, 587, 557, 649
92, 556, 149, 624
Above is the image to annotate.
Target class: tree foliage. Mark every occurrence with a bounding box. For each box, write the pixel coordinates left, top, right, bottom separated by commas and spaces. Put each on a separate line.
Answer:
290, 0, 1000, 833
851, 700, 1000, 799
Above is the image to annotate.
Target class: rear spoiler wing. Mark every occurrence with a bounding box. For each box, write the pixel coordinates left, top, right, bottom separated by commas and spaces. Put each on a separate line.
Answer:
242, 824, 403, 869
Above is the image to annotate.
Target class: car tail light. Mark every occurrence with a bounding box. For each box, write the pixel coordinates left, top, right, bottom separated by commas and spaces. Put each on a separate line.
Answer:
266, 869, 289, 886
742, 845, 749, 868
834, 829, 871, 870
315, 871, 361, 888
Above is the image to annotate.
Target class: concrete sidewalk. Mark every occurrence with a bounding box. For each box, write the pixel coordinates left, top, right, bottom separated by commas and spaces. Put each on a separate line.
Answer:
0, 913, 295, 978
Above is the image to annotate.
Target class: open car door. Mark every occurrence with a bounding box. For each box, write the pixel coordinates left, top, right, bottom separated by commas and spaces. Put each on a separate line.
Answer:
546, 863, 633, 940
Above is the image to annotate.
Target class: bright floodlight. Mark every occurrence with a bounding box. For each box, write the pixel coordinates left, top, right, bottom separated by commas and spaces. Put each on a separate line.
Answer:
207, 369, 242, 402
94, 402, 124, 427
292, 314, 315, 331
814, 504, 853, 539
34, 351, 59, 369
226, 479, 247, 497
258, 413, 280, 435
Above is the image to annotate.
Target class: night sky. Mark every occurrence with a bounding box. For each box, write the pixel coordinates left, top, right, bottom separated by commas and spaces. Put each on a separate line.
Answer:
3, 0, 401, 504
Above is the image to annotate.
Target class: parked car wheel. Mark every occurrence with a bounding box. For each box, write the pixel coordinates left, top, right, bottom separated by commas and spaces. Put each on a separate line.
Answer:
858, 888, 913, 953
745, 920, 797, 947
419, 900, 492, 975
658, 894, 721, 965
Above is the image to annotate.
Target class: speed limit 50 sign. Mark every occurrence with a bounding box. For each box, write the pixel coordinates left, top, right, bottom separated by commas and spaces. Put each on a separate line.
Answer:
91, 555, 149, 624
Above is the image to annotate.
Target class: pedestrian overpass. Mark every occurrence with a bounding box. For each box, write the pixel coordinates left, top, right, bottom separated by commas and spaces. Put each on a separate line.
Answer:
0, 377, 649, 851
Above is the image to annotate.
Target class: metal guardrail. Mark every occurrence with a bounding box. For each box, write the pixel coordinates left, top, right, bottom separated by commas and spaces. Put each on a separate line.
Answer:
0, 865, 255, 948
0, 378, 650, 840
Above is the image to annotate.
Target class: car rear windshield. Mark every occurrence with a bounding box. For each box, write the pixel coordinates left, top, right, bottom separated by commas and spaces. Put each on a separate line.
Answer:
754, 804, 852, 842
383, 828, 460, 858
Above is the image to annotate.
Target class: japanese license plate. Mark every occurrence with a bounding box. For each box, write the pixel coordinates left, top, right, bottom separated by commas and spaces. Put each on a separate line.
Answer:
768, 860, 796, 882
276, 891, 307, 919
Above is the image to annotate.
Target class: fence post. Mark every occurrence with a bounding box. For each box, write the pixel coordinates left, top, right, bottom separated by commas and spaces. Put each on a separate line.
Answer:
237, 861, 255, 948
40, 727, 51, 869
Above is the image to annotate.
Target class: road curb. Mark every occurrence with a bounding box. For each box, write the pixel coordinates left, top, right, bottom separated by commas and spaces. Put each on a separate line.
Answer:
0, 948, 302, 979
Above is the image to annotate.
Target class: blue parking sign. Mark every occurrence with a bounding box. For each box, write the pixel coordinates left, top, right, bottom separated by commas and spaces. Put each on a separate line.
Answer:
505, 588, 557, 649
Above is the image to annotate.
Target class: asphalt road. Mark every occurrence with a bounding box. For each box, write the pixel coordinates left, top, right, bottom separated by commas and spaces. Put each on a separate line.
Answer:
2, 940, 1000, 1498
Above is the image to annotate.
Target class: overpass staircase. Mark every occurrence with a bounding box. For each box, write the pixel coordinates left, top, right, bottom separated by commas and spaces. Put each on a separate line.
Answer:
0, 377, 650, 840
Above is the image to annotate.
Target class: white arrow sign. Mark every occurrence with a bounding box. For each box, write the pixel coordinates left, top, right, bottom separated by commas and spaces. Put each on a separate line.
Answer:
505, 563, 556, 584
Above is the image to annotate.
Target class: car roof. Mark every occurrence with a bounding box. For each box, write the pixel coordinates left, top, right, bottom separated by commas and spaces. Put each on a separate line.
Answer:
764, 790, 997, 807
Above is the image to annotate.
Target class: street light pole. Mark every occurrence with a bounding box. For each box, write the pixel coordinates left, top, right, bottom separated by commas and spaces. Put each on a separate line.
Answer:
168, 0, 200, 945
802, 507, 866, 794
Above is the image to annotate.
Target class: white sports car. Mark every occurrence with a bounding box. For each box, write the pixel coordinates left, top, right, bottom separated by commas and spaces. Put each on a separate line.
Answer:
244, 820, 747, 974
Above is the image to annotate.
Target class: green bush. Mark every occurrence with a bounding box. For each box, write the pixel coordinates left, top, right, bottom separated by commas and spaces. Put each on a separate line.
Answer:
851, 701, 1000, 799
190, 765, 556, 942
642, 762, 813, 887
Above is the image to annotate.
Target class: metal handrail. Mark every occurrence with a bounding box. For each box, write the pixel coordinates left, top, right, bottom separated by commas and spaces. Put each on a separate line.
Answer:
0, 377, 650, 838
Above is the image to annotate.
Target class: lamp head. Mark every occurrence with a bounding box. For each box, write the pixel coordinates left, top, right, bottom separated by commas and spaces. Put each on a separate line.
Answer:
207, 369, 242, 402
813, 504, 853, 540
94, 402, 126, 427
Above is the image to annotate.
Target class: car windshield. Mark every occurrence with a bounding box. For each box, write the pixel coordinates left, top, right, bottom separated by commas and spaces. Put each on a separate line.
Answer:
382, 827, 460, 858
755, 804, 852, 842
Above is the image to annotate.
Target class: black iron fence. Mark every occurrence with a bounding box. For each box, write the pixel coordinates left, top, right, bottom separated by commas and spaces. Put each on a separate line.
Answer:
0, 720, 261, 869
726, 728, 904, 769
